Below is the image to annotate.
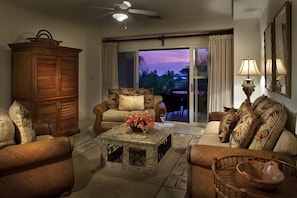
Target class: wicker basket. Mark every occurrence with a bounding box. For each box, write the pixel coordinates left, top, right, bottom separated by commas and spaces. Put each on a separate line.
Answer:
211, 156, 297, 198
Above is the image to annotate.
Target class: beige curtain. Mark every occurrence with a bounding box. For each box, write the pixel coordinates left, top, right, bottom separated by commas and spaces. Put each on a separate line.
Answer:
208, 35, 233, 112
102, 42, 118, 98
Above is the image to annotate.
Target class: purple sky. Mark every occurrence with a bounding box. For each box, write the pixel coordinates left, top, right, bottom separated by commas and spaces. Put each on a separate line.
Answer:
139, 49, 190, 75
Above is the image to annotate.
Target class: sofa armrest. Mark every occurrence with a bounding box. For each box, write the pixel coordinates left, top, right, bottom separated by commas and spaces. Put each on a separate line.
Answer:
208, 111, 227, 121
32, 122, 52, 136
187, 145, 296, 169
93, 101, 109, 135
0, 137, 72, 175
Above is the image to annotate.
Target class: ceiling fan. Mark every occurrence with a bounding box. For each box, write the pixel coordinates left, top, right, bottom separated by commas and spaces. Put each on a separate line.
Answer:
89, 1, 161, 22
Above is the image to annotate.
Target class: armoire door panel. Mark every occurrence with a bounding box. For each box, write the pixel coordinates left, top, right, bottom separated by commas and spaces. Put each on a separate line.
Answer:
60, 59, 78, 97
35, 56, 57, 98
59, 99, 79, 135
33, 101, 58, 134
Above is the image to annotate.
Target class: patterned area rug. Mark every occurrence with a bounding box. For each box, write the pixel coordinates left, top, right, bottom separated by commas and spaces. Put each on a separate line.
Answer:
68, 125, 203, 198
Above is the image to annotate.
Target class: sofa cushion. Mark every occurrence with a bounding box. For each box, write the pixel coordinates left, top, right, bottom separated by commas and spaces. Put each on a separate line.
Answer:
273, 130, 297, 155
204, 121, 220, 135
249, 105, 287, 151
230, 110, 259, 148
0, 108, 15, 148
8, 101, 36, 144
198, 134, 230, 147
102, 109, 130, 122
218, 108, 238, 143
118, 95, 145, 111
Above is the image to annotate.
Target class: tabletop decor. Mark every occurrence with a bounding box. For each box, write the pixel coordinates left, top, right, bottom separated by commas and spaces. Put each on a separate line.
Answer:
126, 111, 154, 132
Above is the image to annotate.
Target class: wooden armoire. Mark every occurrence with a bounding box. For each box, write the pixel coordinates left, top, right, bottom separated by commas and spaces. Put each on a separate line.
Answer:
9, 42, 82, 137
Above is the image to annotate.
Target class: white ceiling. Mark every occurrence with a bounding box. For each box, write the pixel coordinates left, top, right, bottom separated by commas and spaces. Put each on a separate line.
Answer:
0, 0, 268, 27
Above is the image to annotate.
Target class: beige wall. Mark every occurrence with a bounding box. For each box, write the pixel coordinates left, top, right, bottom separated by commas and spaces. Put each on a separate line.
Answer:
1, 1, 296, 123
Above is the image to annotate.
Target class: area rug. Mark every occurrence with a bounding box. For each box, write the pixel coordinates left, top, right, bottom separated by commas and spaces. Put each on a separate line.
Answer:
67, 127, 203, 198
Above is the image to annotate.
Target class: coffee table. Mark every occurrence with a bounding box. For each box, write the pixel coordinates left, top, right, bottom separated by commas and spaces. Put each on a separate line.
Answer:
98, 122, 174, 175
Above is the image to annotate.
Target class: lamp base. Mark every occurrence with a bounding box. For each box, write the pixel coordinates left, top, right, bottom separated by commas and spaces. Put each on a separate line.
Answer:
242, 79, 255, 101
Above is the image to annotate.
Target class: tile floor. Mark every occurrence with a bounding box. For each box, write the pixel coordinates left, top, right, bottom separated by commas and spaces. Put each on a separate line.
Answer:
74, 120, 205, 198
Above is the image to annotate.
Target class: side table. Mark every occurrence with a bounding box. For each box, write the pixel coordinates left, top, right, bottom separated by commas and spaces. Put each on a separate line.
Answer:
211, 156, 297, 198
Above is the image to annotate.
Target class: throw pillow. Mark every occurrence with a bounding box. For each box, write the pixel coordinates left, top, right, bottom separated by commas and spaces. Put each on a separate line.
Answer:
8, 101, 36, 144
249, 106, 287, 151
107, 88, 120, 108
218, 108, 238, 143
236, 99, 251, 120
0, 108, 16, 148
251, 94, 268, 111
118, 95, 145, 111
230, 110, 259, 148
253, 97, 277, 117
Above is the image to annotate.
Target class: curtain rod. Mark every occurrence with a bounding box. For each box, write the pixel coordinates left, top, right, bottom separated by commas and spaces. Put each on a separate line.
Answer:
102, 29, 233, 44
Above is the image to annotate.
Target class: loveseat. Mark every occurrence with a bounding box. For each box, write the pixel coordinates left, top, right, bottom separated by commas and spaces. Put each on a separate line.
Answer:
0, 101, 74, 198
93, 88, 166, 135
186, 95, 297, 198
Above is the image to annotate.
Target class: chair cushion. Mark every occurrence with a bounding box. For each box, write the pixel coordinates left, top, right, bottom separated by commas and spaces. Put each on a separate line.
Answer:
118, 95, 145, 111
204, 121, 220, 135
0, 108, 15, 148
8, 101, 36, 144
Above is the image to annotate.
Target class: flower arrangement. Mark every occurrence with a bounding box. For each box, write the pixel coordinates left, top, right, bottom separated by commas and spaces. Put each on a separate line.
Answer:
126, 111, 154, 131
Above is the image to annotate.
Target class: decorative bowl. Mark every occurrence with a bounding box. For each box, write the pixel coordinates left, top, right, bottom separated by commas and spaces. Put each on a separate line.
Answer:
236, 160, 285, 191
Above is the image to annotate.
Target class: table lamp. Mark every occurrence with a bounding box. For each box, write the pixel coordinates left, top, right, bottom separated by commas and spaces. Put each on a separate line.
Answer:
237, 58, 261, 101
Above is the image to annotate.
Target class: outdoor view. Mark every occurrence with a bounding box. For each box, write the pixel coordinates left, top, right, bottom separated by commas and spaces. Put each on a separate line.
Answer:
139, 49, 189, 95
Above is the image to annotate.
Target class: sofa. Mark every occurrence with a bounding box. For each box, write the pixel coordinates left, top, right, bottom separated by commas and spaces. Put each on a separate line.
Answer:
186, 95, 297, 198
93, 87, 166, 135
0, 101, 74, 198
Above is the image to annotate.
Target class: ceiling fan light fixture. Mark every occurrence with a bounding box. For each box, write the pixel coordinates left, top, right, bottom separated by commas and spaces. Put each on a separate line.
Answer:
112, 13, 128, 22
120, 1, 131, 10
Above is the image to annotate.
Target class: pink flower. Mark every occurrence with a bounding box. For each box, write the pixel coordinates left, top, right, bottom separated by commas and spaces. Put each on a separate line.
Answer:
126, 111, 154, 129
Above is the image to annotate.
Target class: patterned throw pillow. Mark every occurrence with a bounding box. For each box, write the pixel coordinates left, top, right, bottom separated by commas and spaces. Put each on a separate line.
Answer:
8, 101, 36, 144
230, 110, 259, 148
0, 108, 16, 148
107, 89, 120, 108
236, 99, 252, 120
251, 95, 268, 111
218, 108, 238, 143
249, 105, 287, 151
253, 97, 277, 117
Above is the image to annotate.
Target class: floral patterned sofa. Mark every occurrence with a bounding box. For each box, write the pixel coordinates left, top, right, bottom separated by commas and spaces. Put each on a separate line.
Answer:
187, 95, 297, 198
93, 88, 166, 135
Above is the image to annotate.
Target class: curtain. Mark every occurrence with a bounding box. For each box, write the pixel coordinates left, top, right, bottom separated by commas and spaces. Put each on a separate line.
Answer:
102, 42, 118, 98
208, 34, 233, 112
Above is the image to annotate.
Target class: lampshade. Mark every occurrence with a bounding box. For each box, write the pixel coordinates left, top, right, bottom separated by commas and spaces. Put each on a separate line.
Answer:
237, 59, 261, 78
112, 13, 128, 22
266, 59, 287, 75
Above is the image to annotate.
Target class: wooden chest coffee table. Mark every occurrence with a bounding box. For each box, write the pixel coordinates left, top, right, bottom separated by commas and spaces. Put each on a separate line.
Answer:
98, 122, 174, 175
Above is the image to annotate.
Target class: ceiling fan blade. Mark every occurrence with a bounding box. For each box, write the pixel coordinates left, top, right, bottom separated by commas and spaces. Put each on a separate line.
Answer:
94, 11, 114, 19
87, 6, 115, 11
128, 8, 158, 16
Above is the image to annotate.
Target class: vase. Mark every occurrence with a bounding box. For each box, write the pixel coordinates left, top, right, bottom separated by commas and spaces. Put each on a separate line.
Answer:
130, 125, 143, 132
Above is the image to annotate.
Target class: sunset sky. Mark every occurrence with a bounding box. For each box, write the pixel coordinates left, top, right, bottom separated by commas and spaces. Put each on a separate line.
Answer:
139, 49, 190, 75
